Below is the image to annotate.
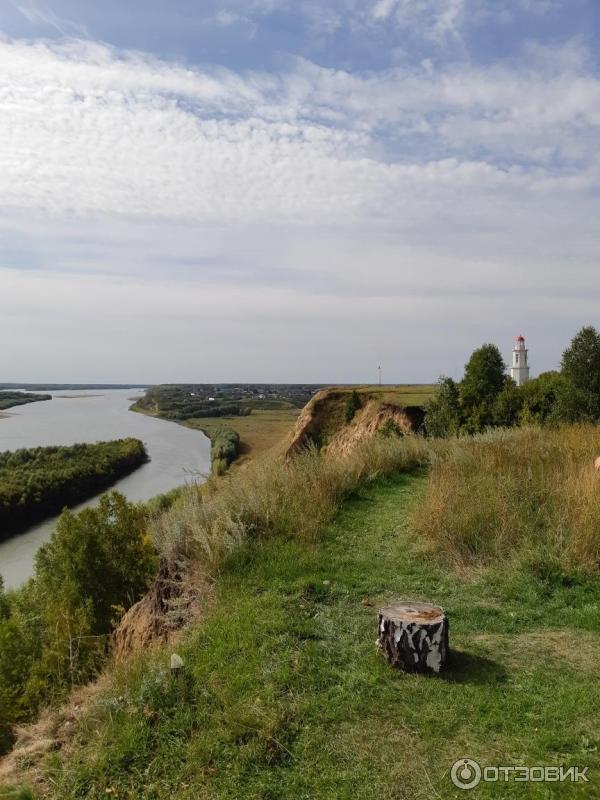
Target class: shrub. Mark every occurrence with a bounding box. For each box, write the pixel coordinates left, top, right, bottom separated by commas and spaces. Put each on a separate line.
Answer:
210, 428, 241, 474
344, 390, 361, 423
379, 419, 403, 438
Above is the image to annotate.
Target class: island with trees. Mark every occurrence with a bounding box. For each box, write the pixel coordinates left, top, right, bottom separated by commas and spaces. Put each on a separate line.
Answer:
0, 391, 52, 412
0, 438, 148, 539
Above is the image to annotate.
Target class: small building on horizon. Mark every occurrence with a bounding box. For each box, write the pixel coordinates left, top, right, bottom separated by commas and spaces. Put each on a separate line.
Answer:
511, 335, 530, 386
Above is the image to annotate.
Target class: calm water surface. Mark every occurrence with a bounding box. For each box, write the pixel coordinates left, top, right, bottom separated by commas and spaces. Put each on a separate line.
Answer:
0, 390, 211, 588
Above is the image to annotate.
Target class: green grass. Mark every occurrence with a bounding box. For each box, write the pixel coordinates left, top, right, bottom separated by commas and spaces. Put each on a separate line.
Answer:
349, 384, 436, 406
37, 472, 600, 799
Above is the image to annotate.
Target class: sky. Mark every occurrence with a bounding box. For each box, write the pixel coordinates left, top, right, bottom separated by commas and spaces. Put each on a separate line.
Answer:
0, 0, 599, 383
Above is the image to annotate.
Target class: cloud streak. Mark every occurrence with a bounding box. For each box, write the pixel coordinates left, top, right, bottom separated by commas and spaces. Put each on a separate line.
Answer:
11, 0, 88, 37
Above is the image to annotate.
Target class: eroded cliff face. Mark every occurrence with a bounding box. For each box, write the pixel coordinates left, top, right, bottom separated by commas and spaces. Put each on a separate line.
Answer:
285, 388, 425, 459
112, 557, 211, 661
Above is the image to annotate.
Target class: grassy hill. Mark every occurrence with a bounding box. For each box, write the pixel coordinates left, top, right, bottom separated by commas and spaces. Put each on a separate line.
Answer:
3, 426, 600, 798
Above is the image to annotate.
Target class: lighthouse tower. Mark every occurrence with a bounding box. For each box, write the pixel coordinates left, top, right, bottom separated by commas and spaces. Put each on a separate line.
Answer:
511, 335, 530, 386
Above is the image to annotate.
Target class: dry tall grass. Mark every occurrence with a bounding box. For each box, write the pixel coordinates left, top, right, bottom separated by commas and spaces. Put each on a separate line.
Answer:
413, 424, 600, 574
152, 423, 600, 585
150, 436, 432, 574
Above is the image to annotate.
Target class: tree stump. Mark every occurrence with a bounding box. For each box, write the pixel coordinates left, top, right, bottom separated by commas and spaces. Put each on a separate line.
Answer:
377, 602, 448, 674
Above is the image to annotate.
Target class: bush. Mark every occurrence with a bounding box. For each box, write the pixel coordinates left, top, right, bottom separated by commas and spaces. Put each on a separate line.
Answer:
518, 371, 564, 425
210, 428, 241, 474
344, 390, 361, 423
379, 419, 404, 438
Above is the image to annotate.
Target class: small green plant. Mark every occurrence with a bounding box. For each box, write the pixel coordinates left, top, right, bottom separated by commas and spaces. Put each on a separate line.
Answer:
344, 390, 361, 423
379, 419, 403, 438
0, 787, 35, 800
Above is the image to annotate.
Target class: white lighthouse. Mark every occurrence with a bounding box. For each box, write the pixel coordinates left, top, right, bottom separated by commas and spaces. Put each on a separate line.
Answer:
511, 335, 530, 386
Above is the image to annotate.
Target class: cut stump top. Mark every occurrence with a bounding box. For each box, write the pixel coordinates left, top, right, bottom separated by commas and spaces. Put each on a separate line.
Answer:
379, 601, 445, 625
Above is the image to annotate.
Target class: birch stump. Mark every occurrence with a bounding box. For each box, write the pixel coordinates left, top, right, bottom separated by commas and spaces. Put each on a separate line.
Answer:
377, 602, 448, 674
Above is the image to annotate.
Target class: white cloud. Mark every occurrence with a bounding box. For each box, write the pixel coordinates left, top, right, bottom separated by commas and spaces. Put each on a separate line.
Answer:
0, 33, 598, 380
368, 0, 560, 42
370, 0, 467, 42
0, 37, 598, 226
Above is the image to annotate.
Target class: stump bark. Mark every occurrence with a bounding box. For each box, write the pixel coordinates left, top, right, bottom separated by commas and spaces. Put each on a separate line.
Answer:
377, 602, 448, 674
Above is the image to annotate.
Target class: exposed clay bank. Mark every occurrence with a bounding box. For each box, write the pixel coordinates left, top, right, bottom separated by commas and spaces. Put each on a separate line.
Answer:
0, 390, 211, 589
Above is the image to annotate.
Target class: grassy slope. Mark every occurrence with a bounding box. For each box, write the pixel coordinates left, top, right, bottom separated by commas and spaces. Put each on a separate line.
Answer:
40, 473, 600, 800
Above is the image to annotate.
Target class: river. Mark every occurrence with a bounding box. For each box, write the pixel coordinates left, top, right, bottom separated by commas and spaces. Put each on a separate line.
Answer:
0, 390, 211, 589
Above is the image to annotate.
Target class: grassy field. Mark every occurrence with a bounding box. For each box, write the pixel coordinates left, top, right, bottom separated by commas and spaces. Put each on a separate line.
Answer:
184, 405, 300, 463
342, 384, 435, 406
22, 464, 600, 800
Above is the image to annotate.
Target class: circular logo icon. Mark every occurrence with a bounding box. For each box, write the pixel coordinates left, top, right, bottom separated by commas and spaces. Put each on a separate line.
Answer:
451, 758, 482, 790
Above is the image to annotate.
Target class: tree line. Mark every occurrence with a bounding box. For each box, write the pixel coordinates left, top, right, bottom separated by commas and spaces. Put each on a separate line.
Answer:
0, 439, 148, 538
426, 326, 600, 436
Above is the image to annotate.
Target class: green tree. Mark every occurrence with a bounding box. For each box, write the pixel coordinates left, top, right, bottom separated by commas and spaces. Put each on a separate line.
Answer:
492, 379, 523, 427
0, 615, 39, 752
519, 371, 564, 425
35, 492, 156, 635
560, 326, 600, 420
0, 494, 158, 751
0, 577, 10, 620
425, 377, 462, 438
461, 344, 507, 431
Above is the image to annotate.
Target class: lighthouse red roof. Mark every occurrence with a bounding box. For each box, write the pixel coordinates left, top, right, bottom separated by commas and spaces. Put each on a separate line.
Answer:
516, 335, 525, 341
